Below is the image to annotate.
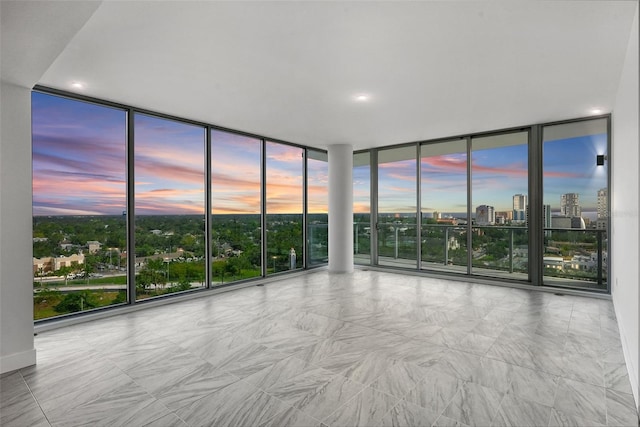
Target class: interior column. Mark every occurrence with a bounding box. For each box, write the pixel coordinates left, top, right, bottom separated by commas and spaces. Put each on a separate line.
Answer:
328, 144, 354, 273
0, 81, 36, 373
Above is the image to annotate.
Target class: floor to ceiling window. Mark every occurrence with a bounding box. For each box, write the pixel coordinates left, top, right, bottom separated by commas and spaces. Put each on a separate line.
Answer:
32, 92, 128, 319
364, 118, 609, 292
211, 129, 263, 284
542, 118, 609, 290
307, 150, 328, 266
265, 141, 304, 273
353, 152, 372, 265
377, 146, 418, 268
134, 113, 206, 300
33, 89, 325, 321
471, 131, 529, 279
420, 139, 469, 274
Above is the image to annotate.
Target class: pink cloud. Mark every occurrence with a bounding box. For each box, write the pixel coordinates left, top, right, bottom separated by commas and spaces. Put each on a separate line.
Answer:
381, 185, 415, 193
266, 148, 304, 163
135, 158, 204, 186
353, 202, 371, 214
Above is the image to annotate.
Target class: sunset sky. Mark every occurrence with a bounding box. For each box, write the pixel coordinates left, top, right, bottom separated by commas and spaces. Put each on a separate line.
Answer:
211, 129, 261, 215
33, 92, 606, 217
353, 162, 370, 215
134, 113, 205, 216
376, 135, 606, 216
32, 93, 326, 216
32, 92, 127, 216
307, 153, 329, 214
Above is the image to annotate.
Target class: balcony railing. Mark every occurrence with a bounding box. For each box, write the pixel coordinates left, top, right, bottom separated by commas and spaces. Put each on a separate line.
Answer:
308, 223, 328, 265
355, 221, 607, 290
542, 227, 607, 289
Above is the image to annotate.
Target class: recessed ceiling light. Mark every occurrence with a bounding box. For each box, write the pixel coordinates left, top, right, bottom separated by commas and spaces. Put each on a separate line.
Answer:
590, 108, 602, 115
71, 82, 84, 89
354, 94, 370, 102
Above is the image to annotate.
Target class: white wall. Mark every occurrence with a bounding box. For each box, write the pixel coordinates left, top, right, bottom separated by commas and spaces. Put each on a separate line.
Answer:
0, 81, 36, 373
0, 0, 100, 374
611, 3, 640, 409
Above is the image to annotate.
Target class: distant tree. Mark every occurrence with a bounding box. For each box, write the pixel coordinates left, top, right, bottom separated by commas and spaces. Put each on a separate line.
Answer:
171, 276, 193, 292
137, 258, 166, 294
111, 290, 127, 304
54, 291, 97, 313
55, 265, 75, 286
225, 259, 239, 280
230, 255, 250, 277
84, 254, 98, 284
244, 246, 261, 268
33, 288, 61, 305
212, 261, 226, 283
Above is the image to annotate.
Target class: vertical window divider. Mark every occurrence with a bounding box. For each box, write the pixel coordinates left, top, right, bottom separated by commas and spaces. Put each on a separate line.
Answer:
529, 125, 542, 286
260, 139, 267, 278
370, 149, 379, 266
205, 127, 212, 289
416, 143, 422, 270
466, 136, 472, 275
303, 149, 309, 270
126, 108, 136, 304
606, 117, 612, 293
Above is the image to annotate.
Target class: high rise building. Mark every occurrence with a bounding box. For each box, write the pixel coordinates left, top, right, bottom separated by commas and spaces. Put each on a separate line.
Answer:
597, 188, 608, 230
543, 204, 551, 227
543, 204, 552, 236
495, 211, 513, 221
475, 205, 495, 225
513, 194, 527, 224
597, 188, 608, 219
561, 193, 581, 217
513, 194, 527, 210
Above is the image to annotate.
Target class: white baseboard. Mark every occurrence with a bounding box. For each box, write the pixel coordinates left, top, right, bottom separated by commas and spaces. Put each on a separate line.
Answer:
0, 348, 36, 374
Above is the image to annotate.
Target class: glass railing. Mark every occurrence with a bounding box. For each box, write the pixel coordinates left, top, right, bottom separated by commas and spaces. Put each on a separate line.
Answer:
471, 225, 529, 278
371, 222, 607, 290
377, 222, 418, 267
308, 223, 328, 266
543, 227, 607, 290
421, 223, 469, 273
354, 221, 372, 264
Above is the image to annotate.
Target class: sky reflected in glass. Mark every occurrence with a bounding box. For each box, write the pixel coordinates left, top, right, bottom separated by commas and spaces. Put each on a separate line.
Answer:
211, 129, 261, 214
307, 154, 328, 214
544, 134, 607, 217
32, 92, 126, 216
134, 114, 205, 215
266, 142, 303, 214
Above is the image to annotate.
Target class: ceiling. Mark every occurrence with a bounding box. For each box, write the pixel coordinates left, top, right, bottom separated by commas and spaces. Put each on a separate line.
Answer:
1, 1, 637, 150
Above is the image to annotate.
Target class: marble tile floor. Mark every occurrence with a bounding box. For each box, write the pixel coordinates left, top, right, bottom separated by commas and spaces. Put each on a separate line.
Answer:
1, 269, 638, 427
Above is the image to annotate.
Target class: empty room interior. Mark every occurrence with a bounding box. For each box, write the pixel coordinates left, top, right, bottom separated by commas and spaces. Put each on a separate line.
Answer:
1, 1, 639, 426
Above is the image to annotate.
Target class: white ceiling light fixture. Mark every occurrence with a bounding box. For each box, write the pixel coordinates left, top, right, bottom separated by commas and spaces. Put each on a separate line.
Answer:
70, 81, 85, 89
354, 94, 370, 102
590, 108, 603, 115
